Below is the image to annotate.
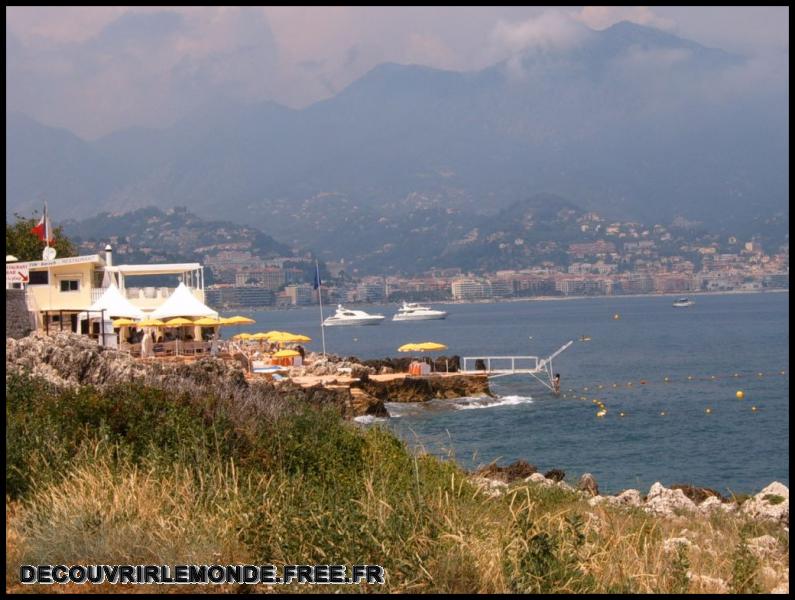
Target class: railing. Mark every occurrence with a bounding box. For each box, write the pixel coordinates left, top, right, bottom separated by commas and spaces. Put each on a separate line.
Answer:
461, 356, 541, 373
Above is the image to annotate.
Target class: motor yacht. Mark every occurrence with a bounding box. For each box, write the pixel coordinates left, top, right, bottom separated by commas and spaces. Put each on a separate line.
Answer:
392, 302, 448, 321
323, 305, 385, 326
672, 297, 695, 307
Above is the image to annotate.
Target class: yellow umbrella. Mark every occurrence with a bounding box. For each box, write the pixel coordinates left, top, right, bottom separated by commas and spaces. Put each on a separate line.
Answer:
219, 317, 238, 325
194, 317, 221, 326
233, 333, 253, 340
273, 349, 300, 358
267, 331, 311, 343
415, 342, 448, 351
398, 343, 422, 352
138, 318, 165, 327
251, 332, 271, 340
226, 315, 255, 324
112, 318, 137, 327
164, 317, 195, 327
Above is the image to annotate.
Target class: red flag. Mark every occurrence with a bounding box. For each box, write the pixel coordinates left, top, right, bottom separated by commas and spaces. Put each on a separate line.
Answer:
30, 215, 55, 244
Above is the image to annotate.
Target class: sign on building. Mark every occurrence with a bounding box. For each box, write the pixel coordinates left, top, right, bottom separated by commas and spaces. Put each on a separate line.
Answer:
6, 263, 30, 285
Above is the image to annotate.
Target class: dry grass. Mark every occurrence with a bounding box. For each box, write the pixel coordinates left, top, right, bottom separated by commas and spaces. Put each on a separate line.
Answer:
6, 374, 789, 594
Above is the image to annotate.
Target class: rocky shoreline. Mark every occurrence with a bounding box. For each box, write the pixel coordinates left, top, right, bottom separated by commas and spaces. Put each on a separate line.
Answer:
5, 332, 491, 420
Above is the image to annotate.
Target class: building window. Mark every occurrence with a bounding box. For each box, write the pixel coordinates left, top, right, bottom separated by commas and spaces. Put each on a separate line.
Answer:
29, 271, 48, 285
60, 279, 80, 292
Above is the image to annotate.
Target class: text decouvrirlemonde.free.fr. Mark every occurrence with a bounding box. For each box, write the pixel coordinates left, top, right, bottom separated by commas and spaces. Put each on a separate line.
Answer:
20, 564, 385, 585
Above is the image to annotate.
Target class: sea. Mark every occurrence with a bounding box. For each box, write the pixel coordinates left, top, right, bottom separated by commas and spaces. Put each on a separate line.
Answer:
235, 291, 789, 495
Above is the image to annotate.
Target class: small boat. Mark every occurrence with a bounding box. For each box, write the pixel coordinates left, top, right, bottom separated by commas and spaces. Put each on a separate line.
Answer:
672, 297, 694, 307
580, 335, 592, 342
323, 305, 385, 326
392, 302, 447, 321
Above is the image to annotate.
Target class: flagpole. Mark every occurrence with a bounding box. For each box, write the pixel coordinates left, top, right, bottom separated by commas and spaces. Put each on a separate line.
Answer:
316, 261, 326, 356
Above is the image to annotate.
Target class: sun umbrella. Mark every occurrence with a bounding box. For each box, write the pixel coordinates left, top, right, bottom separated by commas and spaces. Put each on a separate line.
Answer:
112, 318, 138, 327
398, 343, 422, 352
251, 332, 271, 340
193, 317, 221, 326
273, 349, 300, 358
164, 317, 195, 327
226, 315, 255, 324
415, 342, 448, 351
267, 331, 311, 343
233, 333, 253, 340
138, 318, 165, 327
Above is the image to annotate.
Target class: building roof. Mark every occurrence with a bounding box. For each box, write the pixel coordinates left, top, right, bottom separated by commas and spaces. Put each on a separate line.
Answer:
106, 263, 202, 276
149, 282, 218, 319
79, 283, 146, 320
17, 254, 104, 270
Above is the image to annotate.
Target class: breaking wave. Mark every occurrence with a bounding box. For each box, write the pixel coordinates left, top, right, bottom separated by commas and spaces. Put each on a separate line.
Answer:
452, 395, 534, 410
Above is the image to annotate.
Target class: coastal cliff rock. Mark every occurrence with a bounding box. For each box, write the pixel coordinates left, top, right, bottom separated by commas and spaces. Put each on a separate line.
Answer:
358, 374, 492, 403
643, 482, 698, 516
578, 473, 600, 497
475, 459, 537, 483
741, 481, 789, 526
6, 332, 386, 419
6, 332, 247, 393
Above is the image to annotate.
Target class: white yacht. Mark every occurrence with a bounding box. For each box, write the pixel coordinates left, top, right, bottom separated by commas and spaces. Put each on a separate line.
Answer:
323, 305, 385, 326
672, 297, 695, 307
392, 302, 448, 321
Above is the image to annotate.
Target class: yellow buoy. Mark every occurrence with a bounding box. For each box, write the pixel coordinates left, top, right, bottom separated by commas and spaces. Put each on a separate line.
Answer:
705, 408, 712, 414
619, 411, 626, 417
736, 390, 745, 400
613, 313, 620, 320
751, 406, 758, 412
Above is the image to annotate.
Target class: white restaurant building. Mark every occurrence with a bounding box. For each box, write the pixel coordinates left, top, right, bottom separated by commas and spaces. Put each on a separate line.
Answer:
6, 246, 213, 339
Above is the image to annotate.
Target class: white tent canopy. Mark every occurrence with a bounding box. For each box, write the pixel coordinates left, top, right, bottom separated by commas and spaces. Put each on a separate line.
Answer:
79, 283, 145, 320
149, 282, 218, 320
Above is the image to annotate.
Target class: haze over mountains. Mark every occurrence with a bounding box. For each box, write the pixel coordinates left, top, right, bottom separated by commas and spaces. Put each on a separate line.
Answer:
7, 21, 788, 270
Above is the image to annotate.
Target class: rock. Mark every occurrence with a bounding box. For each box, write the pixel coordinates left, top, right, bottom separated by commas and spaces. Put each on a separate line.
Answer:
588, 496, 607, 507
748, 535, 779, 559
528, 473, 551, 485
741, 482, 789, 526
557, 481, 575, 492
644, 482, 697, 516
475, 459, 537, 483
615, 489, 643, 507
544, 468, 565, 482
360, 374, 492, 403
771, 581, 790, 594
671, 483, 727, 504
663, 537, 695, 553
687, 573, 728, 593
379, 366, 394, 375
578, 473, 599, 496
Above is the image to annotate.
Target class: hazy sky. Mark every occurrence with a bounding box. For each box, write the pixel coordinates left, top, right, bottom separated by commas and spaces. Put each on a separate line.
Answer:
6, 6, 789, 139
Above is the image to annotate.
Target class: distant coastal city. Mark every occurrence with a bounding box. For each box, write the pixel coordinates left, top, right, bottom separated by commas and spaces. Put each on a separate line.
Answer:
78, 211, 786, 310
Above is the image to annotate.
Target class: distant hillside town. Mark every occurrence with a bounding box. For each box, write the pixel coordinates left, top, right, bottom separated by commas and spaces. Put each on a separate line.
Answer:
66, 207, 788, 310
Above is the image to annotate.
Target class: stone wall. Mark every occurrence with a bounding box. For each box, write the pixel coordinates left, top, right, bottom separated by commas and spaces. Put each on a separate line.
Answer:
5, 289, 33, 339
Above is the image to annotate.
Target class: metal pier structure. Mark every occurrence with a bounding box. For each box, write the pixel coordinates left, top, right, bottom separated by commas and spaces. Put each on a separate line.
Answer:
461, 340, 574, 393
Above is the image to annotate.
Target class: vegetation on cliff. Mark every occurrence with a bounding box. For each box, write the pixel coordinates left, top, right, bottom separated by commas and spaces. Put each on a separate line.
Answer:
5, 372, 788, 593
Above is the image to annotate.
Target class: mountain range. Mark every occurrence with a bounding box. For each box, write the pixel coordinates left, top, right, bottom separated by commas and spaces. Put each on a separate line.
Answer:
7, 21, 788, 272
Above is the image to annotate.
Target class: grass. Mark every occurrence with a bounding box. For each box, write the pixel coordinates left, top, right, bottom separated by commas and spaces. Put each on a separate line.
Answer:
5, 373, 789, 593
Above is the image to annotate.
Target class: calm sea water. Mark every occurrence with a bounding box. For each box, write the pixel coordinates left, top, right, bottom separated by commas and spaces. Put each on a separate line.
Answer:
237, 292, 789, 494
